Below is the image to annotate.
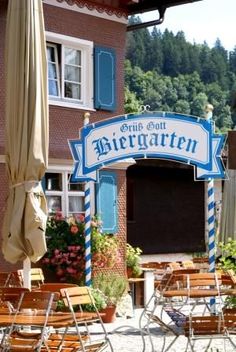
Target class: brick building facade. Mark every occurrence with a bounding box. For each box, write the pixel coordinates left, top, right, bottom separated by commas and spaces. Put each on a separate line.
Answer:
0, 0, 130, 273
0, 0, 206, 276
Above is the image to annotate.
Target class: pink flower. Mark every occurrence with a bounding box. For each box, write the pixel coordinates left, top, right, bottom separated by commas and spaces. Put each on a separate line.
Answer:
70, 225, 79, 234
55, 211, 63, 221
76, 214, 85, 223
67, 267, 76, 274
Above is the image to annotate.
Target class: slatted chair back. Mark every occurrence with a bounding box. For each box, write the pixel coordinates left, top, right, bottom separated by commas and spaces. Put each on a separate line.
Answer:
187, 272, 221, 289
17, 268, 45, 288
18, 291, 59, 311
40, 282, 78, 295
221, 272, 235, 286
60, 286, 114, 352
1, 291, 59, 352
182, 260, 195, 269
168, 262, 182, 271
227, 269, 236, 285
184, 312, 236, 350
61, 286, 94, 308
0, 272, 13, 287
0, 287, 29, 311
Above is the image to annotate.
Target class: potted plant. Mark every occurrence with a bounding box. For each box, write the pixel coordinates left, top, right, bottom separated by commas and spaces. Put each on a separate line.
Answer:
84, 288, 107, 312
93, 273, 128, 323
126, 243, 143, 278
91, 217, 121, 269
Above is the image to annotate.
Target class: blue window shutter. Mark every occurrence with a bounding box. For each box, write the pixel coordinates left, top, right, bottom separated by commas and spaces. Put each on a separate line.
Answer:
94, 46, 116, 111
96, 170, 118, 233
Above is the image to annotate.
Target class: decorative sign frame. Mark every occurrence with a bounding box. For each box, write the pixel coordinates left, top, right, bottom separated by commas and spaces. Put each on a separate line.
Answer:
69, 112, 226, 182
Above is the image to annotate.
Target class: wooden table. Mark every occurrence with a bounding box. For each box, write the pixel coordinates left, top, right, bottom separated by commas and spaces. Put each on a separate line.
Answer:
128, 277, 145, 307
0, 311, 99, 328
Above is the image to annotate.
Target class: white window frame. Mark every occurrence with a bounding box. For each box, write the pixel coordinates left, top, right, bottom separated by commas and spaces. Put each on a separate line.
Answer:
46, 31, 94, 110
47, 43, 60, 98
45, 166, 86, 217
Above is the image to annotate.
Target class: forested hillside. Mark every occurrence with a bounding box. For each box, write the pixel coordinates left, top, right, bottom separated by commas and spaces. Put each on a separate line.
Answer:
125, 17, 236, 132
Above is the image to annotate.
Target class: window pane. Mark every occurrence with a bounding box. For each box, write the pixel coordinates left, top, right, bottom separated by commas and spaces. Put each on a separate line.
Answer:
46, 196, 62, 213
48, 79, 59, 96
64, 65, 81, 82
68, 175, 85, 191
45, 173, 62, 191
47, 46, 55, 62
68, 183, 84, 191
48, 63, 57, 79
65, 48, 81, 65
65, 82, 81, 100
69, 196, 84, 213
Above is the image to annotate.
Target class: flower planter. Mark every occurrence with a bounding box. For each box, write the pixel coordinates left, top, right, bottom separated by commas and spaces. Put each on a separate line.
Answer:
100, 305, 116, 323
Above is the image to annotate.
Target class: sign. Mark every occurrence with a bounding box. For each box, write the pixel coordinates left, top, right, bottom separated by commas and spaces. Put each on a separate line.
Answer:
69, 112, 226, 181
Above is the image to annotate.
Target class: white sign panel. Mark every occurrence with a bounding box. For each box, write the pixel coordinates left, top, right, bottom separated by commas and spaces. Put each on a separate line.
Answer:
69, 112, 226, 181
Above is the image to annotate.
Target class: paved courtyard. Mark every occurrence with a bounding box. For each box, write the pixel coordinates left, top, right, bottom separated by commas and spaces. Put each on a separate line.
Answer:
89, 308, 236, 352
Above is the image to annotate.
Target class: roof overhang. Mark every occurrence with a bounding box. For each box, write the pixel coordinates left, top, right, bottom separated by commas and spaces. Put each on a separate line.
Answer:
125, 0, 202, 15
125, 0, 202, 31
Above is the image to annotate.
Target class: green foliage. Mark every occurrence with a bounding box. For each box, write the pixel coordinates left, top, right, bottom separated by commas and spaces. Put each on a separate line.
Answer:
91, 217, 121, 269
125, 21, 236, 131
92, 273, 127, 306
218, 238, 236, 272
126, 243, 143, 277
84, 288, 107, 312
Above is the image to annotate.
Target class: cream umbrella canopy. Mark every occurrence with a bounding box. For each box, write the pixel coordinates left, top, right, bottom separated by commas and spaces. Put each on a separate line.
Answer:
2, 0, 49, 265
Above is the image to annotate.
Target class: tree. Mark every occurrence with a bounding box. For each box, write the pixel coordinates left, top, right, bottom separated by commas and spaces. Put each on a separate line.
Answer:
174, 99, 191, 114
190, 92, 208, 117
124, 87, 141, 113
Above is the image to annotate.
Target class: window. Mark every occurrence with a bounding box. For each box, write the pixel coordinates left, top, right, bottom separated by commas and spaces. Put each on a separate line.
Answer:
46, 32, 93, 109
44, 170, 85, 217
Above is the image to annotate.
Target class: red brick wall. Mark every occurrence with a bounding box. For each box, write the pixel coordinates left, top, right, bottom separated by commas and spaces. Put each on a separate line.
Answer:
0, 1, 128, 275
92, 168, 127, 279
44, 3, 127, 159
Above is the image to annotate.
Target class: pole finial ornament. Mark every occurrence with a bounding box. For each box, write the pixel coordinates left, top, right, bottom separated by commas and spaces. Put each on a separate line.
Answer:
205, 104, 214, 121
84, 112, 90, 126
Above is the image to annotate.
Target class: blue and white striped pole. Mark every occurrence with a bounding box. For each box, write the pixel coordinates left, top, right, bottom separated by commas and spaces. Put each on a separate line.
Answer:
84, 113, 92, 286
205, 104, 216, 312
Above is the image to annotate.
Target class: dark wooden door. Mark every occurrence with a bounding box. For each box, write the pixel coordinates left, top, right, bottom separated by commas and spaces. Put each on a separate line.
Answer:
127, 160, 206, 254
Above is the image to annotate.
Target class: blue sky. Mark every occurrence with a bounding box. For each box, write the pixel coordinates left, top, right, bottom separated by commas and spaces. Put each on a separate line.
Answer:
140, 0, 236, 51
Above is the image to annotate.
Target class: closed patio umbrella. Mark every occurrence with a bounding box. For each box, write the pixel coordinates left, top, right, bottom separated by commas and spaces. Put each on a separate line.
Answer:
219, 168, 236, 243
2, 0, 49, 265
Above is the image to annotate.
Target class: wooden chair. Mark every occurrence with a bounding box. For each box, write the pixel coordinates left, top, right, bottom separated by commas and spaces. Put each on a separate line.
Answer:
40, 282, 78, 293
167, 262, 182, 271
60, 286, 114, 352
0, 286, 29, 312
0, 291, 59, 351
182, 260, 196, 269
17, 268, 45, 288
0, 272, 22, 287
184, 311, 236, 351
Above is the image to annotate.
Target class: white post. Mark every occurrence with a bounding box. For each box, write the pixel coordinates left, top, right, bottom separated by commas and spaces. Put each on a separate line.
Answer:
143, 268, 155, 305
23, 257, 31, 289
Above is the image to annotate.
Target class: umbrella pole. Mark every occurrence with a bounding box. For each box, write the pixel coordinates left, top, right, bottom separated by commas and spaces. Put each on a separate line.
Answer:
23, 257, 31, 289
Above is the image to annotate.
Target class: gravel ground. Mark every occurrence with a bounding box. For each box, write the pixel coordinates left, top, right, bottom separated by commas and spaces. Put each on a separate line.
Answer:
88, 307, 236, 352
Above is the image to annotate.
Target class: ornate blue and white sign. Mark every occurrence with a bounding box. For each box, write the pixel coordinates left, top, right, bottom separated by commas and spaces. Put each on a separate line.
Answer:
69, 112, 226, 181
